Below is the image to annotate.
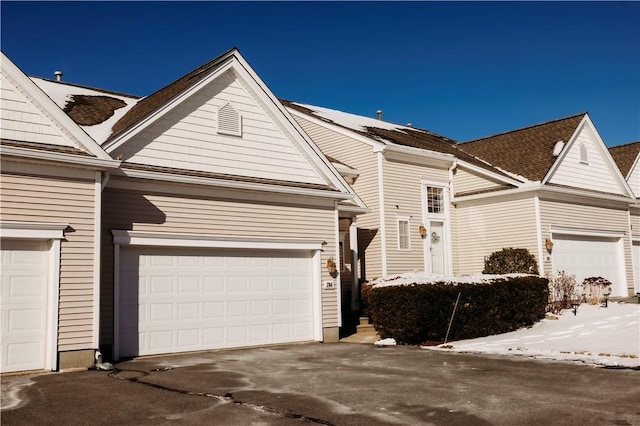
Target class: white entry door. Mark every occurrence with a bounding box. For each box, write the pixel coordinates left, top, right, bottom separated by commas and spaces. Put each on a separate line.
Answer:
0, 240, 49, 373
119, 247, 316, 358
430, 221, 446, 275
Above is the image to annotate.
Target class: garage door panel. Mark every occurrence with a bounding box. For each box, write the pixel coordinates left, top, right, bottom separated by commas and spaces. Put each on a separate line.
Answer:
120, 247, 315, 357
1, 240, 49, 373
552, 234, 625, 296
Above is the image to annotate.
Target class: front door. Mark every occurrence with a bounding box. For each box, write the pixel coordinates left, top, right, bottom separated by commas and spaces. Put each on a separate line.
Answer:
429, 221, 445, 275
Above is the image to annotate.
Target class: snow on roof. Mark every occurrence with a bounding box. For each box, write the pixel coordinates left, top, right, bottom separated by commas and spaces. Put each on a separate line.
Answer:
32, 77, 138, 143
292, 102, 425, 139
369, 272, 531, 287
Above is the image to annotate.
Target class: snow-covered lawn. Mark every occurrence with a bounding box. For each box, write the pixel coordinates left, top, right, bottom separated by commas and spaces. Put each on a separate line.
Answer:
423, 302, 640, 368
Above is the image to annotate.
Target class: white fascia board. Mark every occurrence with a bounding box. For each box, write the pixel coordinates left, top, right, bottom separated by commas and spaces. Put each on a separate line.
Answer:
112, 230, 325, 251
453, 181, 633, 205
456, 159, 525, 186
337, 204, 370, 216
103, 56, 235, 153
0, 221, 68, 239
381, 143, 456, 168
549, 226, 625, 239
1, 145, 120, 170
117, 166, 355, 201
1, 53, 113, 161
332, 163, 360, 179
231, 56, 355, 196
541, 117, 582, 185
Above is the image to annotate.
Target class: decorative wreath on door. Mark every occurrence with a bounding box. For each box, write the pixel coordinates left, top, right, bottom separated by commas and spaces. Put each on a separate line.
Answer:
431, 232, 440, 244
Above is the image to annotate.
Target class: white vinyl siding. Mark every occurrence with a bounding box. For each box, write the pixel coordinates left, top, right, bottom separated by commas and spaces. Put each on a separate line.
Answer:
291, 115, 384, 279
383, 158, 449, 275
0, 69, 70, 147
549, 126, 625, 195
117, 70, 323, 185
628, 165, 640, 197
453, 195, 538, 275
453, 167, 509, 196
101, 184, 338, 346
0, 166, 96, 351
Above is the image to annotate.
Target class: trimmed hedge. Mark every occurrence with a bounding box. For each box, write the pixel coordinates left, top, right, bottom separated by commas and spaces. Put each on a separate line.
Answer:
365, 276, 548, 344
483, 248, 539, 275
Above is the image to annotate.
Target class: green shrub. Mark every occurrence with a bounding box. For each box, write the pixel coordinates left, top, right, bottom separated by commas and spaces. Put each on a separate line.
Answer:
483, 248, 539, 275
366, 276, 548, 344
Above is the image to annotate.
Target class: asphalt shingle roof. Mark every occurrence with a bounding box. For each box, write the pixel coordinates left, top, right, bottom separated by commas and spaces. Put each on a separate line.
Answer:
609, 141, 640, 177
458, 113, 586, 181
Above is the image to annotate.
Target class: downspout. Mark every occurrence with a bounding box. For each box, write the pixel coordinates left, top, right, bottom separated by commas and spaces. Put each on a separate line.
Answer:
376, 149, 388, 277
534, 194, 544, 275
92, 171, 102, 351
447, 161, 457, 275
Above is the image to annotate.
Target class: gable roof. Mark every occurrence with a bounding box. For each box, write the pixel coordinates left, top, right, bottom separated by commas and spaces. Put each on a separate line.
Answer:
282, 100, 516, 182
1, 52, 119, 167
31, 77, 139, 143
610, 141, 640, 178
458, 113, 586, 181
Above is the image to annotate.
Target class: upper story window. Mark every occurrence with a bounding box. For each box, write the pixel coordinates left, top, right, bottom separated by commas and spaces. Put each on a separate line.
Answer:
217, 102, 242, 137
397, 217, 410, 251
426, 186, 444, 214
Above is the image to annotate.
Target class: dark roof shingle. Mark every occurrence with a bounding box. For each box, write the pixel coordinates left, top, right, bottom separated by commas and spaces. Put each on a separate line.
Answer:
609, 141, 640, 176
458, 113, 586, 181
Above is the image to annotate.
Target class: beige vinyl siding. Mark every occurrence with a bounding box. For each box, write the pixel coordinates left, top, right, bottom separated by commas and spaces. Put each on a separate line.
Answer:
382, 157, 449, 275
628, 166, 640, 198
631, 207, 640, 239
453, 194, 538, 274
454, 166, 509, 195
118, 70, 323, 185
0, 166, 96, 351
101, 184, 338, 345
539, 198, 633, 289
549, 126, 624, 195
292, 115, 384, 280
0, 70, 70, 147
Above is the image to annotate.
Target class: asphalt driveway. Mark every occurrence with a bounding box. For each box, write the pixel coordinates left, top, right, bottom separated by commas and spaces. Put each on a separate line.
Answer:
2, 343, 639, 425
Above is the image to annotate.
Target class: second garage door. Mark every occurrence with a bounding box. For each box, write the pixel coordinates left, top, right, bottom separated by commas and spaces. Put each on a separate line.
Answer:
552, 234, 625, 296
119, 247, 315, 358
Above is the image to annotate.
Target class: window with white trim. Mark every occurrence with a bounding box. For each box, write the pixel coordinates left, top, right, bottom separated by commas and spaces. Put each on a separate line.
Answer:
426, 186, 444, 214
397, 217, 410, 251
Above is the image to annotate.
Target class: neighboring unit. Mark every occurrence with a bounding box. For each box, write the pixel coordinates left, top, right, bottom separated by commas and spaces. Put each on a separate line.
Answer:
0, 53, 120, 373
286, 102, 636, 298
610, 141, 640, 293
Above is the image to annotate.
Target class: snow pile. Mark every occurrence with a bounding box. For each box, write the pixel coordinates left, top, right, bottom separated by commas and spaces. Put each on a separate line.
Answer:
368, 272, 531, 288
374, 338, 397, 347
424, 303, 640, 368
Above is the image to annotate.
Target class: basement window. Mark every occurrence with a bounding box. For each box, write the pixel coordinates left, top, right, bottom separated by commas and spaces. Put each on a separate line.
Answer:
217, 102, 242, 137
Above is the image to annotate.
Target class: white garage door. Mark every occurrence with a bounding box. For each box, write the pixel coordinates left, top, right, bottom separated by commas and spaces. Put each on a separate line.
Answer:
552, 234, 625, 296
119, 247, 315, 358
0, 240, 49, 373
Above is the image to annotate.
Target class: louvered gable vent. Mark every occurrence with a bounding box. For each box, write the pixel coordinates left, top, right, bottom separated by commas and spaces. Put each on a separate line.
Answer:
217, 102, 242, 137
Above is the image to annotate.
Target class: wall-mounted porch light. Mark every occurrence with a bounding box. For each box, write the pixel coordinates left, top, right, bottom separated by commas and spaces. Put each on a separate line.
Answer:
544, 238, 554, 253
326, 257, 338, 276
419, 224, 427, 239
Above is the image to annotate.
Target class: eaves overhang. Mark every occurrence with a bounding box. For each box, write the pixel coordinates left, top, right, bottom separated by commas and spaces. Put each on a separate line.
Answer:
1, 145, 121, 170
378, 144, 456, 168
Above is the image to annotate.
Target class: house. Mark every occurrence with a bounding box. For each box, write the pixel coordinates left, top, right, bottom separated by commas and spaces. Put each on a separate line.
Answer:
610, 141, 640, 293
285, 102, 636, 298
0, 53, 120, 373
1, 49, 366, 372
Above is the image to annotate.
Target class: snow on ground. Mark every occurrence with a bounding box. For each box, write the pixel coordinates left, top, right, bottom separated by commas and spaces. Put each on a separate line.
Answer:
424, 302, 640, 368
368, 272, 530, 287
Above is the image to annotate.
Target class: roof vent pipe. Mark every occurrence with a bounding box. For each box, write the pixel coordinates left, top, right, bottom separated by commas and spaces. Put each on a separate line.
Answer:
376, 110, 382, 120
54, 71, 63, 82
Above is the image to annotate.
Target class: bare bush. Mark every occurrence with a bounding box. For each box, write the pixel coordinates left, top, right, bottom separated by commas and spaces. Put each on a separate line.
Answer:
581, 277, 612, 305
546, 271, 579, 314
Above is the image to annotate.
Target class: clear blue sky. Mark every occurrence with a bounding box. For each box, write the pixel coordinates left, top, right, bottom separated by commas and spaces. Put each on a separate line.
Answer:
2, 1, 638, 146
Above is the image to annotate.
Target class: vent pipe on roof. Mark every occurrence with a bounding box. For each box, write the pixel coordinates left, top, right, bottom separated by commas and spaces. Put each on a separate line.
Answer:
54, 71, 63, 82
376, 110, 382, 120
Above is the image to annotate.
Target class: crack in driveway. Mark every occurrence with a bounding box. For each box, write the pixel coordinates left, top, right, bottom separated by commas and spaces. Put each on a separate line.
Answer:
109, 367, 335, 425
